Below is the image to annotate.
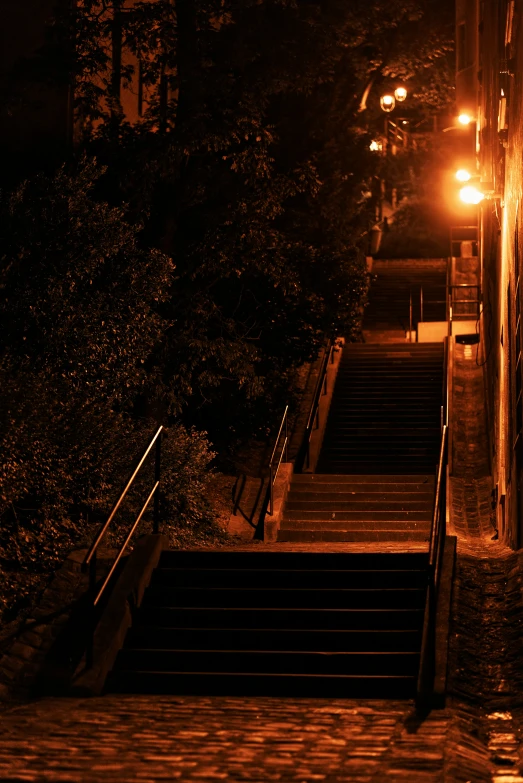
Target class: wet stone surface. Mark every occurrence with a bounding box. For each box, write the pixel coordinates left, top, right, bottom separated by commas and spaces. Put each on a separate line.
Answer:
0, 695, 450, 782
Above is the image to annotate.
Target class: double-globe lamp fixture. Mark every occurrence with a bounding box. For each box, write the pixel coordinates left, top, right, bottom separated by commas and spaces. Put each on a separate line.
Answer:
455, 170, 502, 204
379, 87, 408, 113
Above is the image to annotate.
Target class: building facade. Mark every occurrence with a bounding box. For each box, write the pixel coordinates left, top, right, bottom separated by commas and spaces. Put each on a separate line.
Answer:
454, 0, 523, 546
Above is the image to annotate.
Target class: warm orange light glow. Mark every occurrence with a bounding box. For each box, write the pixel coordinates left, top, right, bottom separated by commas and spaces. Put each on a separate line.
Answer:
380, 94, 395, 112
460, 185, 484, 204
394, 87, 407, 102
455, 169, 472, 182
458, 113, 473, 125
369, 140, 382, 151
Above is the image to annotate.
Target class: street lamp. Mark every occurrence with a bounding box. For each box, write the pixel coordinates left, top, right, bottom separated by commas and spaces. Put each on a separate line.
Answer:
458, 113, 474, 126
455, 169, 472, 182
380, 94, 395, 112
459, 184, 484, 204
459, 179, 503, 204
394, 87, 407, 102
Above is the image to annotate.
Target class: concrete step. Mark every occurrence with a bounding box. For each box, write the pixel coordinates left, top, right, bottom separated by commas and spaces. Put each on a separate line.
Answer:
106, 670, 419, 698
291, 474, 434, 484
149, 568, 428, 590
278, 530, 429, 542
285, 500, 433, 511
280, 520, 431, 531
142, 587, 426, 610
131, 605, 425, 631
125, 626, 424, 652
112, 648, 421, 677
287, 489, 434, 499
282, 508, 432, 527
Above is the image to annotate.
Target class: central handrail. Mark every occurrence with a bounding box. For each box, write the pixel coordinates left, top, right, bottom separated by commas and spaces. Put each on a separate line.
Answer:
298, 339, 335, 471
268, 406, 289, 516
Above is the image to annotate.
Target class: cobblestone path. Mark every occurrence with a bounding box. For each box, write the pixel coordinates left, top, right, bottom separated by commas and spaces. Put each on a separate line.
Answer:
0, 695, 452, 782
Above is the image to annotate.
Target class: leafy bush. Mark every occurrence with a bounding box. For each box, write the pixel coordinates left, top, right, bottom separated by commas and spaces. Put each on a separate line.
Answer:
0, 160, 218, 603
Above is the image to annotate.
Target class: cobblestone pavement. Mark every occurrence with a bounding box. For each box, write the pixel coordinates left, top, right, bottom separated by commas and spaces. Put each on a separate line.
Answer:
0, 695, 455, 783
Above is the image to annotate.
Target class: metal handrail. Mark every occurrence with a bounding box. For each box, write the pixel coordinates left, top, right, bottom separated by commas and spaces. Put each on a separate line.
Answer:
429, 425, 448, 583
82, 424, 165, 665
417, 343, 449, 703
268, 406, 289, 516
302, 340, 335, 470
409, 289, 413, 342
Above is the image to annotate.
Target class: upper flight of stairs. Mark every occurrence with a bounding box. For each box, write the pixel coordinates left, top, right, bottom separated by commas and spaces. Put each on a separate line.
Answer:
364, 260, 447, 335
316, 343, 444, 475
106, 550, 427, 699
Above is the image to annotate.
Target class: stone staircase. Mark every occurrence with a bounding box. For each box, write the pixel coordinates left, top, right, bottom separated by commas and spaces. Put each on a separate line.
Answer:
278, 474, 434, 542
106, 549, 427, 698
277, 342, 443, 543
317, 343, 443, 474
103, 266, 446, 700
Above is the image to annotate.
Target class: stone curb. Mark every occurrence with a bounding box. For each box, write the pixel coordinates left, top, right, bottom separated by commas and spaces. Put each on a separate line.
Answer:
263, 463, 293, 543
0, 549, 108, 704
70, 533, 169, 696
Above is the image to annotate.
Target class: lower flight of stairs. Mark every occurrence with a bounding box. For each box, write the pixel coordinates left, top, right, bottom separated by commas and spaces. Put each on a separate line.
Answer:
278, 474, 434, 542
105, 550, 427, 698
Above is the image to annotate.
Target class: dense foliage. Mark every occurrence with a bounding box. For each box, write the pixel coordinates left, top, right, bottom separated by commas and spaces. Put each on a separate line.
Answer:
0, 161, 217, 620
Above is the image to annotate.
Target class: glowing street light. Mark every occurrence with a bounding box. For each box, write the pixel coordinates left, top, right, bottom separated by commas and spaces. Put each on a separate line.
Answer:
380, 94, 395, 112
369, 140, 383, 152
394, 87, 407, 102
459, 184, 485, 204
455, 169, 472, 182
458, 113, 474, 126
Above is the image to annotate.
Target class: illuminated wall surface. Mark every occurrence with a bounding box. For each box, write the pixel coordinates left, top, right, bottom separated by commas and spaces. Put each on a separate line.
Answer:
467, 0, 523, 548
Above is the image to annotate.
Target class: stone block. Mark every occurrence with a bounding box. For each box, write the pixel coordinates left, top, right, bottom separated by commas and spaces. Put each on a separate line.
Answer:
264, 463, 293, 543
71, 533, 168, 696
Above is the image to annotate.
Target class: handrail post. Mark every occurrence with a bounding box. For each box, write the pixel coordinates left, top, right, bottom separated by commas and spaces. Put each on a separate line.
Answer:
86, 551, 97, 669
409, 289, 413, 342
153, 431, 162, 535
420, 286, 424, 323
269, 465, 274, 516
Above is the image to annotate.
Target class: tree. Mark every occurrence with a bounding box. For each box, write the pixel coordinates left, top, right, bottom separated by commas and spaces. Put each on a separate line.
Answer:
2, 0, 455, 449
0, 159, 217, 586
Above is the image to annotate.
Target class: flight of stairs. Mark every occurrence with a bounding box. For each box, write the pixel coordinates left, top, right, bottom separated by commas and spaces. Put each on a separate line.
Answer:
106, 550, 427, 698
278, 474, 434, 542
364, 260, 447, 337
316, 343, 443, 474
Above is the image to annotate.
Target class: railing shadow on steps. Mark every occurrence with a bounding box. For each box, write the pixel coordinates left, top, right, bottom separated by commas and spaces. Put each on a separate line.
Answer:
81, 425, 166, 668
417, 337, 453, 707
